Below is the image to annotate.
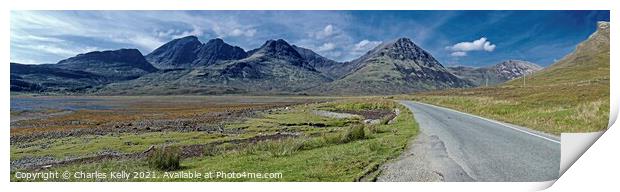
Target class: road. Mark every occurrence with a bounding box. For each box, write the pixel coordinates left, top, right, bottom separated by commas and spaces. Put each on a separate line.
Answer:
378, 101, 560, 182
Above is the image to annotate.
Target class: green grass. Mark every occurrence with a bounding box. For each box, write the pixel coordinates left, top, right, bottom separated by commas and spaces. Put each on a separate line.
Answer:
147, 146, 181, 171
11, 131, 238, 161
11, 99, 419, 181
401, 75, 608, 136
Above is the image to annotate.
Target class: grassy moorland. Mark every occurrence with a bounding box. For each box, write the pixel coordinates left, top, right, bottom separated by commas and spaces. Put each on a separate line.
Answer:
400, 22, 610, 136
11, 97, 418, 181
404, 82, 608, 135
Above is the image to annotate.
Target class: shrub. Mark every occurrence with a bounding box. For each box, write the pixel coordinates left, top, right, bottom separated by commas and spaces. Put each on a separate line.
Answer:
341, 125, 366, 143
322, 99, 397, 111
204, 144, 225, 156
322, 133, 344, 144
245, 139, 305, 157
147, 146, 181, 171
366, 124, 383, 134
367, 141, 384, 152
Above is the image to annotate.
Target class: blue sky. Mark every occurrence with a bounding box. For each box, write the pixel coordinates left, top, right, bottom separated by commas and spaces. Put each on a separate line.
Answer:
10, 10, 609, 67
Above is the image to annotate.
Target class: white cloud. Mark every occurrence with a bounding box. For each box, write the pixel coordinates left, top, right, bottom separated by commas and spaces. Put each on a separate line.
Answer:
450, 51, 467, 57
11, 34, 65, 43
235, 28, 257, 37
312, 24, 335, 39
447, 37, 496, 57
10, 58, 42, 64
317, 42, 336, 52
156, 29, 176, 38
126, 36, 166, 52
225, 28, 256, 37
14, 44, 99, 57
10, 11, 357, 63
353, 40, 382, 52
172, 25, 204, 39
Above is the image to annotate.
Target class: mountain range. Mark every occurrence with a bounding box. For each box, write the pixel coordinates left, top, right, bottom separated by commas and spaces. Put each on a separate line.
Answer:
447, 60, 543, 87
11, 34, 550, 95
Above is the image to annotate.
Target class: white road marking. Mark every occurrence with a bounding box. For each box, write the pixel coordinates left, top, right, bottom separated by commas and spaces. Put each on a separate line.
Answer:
409, 101, 561, 144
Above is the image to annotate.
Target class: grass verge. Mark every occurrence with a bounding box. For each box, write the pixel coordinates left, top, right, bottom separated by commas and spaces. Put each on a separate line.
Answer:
11, 98, 419, 181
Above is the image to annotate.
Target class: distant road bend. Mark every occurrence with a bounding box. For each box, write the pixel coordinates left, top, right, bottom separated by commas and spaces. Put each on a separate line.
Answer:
378, 101, 560, 182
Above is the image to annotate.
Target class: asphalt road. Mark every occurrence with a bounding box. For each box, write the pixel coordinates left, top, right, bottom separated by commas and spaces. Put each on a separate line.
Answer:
378, 101, 560, 182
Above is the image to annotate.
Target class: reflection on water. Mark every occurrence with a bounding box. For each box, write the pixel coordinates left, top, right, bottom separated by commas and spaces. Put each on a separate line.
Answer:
10, 97, 114, 111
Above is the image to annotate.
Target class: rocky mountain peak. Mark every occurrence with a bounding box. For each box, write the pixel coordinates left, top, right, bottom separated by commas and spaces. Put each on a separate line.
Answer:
491, 60, 542, 79
597, 21, 609, 31
193, 38, 247, 66
206, 38, 225, 45
248, 39, 307, 67
254, 39, 303, 59
354, 37, 442, 69
374, 37, 429, 60
145, 36, 202, 68
588, 21, 609, 44
146, 36, 247, 69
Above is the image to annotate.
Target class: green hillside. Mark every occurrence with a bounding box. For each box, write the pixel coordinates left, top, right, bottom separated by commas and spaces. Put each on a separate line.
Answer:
404, 21, 610, 135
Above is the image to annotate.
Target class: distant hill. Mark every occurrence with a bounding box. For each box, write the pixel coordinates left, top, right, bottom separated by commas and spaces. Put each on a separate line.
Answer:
11, 49, 156, 93
312, 38, 472, 95
10, 63, 108, 92
56, 48, 157, 80
448, 60, 543, 86
505, 21, 609, 86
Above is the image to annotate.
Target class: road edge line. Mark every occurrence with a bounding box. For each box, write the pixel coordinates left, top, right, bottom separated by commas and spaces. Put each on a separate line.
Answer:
408, 101, 561, 144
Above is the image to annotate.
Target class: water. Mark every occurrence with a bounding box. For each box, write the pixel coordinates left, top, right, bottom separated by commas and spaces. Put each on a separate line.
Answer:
10, 97, 114, 111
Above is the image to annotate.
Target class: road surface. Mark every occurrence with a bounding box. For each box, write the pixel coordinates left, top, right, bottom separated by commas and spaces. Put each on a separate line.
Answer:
378, 101, 560, 182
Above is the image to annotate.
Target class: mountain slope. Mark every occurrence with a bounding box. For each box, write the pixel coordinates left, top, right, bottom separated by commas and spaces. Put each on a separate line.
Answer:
56, 49, 157, 80
145, 36, 247, 69
506, 21, 609, 86
192, 38, 247, 66
448, 60, 543, 86
99, 39, 330, 95
292, 45, 347, 80
10, 63, 108, 92
145, 36, 203, 69
313, 38, 472, 95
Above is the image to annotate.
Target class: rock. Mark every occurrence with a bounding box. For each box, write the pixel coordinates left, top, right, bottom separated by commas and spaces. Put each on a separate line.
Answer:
143, 145, 155, 154
363, 119, 381, 125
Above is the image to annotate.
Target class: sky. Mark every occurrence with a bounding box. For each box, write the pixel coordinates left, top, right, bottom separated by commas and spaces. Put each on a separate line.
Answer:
10, 10, 609, 67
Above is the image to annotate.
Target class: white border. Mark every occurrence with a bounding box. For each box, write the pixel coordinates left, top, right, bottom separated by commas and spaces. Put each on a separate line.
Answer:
3, 0, 617, 191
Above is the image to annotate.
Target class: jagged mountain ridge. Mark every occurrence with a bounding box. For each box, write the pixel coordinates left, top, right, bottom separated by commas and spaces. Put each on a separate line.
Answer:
99, 39, 331, 95
448, 60, 543, 86
145, 36, 247, 69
